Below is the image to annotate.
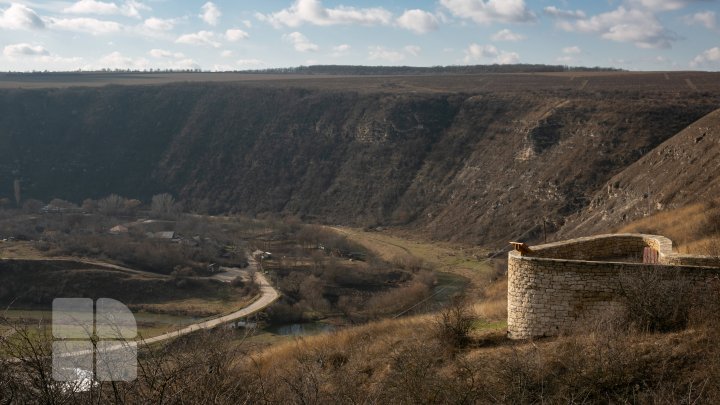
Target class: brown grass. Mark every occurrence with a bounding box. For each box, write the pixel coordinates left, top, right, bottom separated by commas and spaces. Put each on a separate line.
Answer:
618, 200, 720, 254
328, 226, 493, 294
474, 277, 508, 321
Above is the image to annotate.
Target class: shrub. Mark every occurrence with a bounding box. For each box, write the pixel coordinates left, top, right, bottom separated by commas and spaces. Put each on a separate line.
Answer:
619, 266, 693, 332
98, 194, 127, 215
434, 296, 476, 349
151, 193, 181, 219
231, 275, 245, 288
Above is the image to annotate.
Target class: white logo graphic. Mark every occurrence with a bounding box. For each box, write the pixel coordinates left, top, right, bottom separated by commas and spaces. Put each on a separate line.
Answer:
52, 298, 137, 383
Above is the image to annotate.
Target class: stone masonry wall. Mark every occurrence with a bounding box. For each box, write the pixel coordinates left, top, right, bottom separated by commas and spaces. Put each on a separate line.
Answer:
508, 234, 720, 339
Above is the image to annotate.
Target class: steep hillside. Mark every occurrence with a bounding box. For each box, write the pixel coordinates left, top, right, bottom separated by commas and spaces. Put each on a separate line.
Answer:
559, 108, 720, 239
616, 200, 720, 254
0, 73, 719, 246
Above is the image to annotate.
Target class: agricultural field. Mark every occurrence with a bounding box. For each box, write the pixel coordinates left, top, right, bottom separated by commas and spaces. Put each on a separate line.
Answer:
1, 71, 720, 94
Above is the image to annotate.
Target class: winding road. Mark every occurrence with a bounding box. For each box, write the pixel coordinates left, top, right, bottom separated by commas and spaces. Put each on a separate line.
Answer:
143, 267, 279, 345
2, 255, 280, 360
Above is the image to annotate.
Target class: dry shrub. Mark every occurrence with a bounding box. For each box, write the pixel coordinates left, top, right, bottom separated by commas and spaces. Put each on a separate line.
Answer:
619, 266, 694, 332
689, 276, 720, 329
435, 296, 476, 349
365, 281, 431, 317
695, 208, 720, 241
377, 338, 479, 404
392, 254, 426, 272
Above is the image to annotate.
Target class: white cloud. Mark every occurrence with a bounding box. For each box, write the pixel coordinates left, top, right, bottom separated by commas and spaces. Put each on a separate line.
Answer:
464, 43, 498, 61
2, 46, 83, 70
148, 49, 184, 59
629, 0, 695, 11
367, 45, 424, 63
0, 3, 45, 30
47, 17, 123, 34
212, 64, 234, 71
690, 47, 720, 68
684, 11, 716, 30
562, 46, 581, 54
463, 43, 519, 64
557, 55, 575, 63
122, 1, 149, 18
396, 9, 439, 34
96, 51, 149, 69
368, 46, 405, 63
558, 6, 678, 49
257, 0, 392, 28
440, 0, 536, 24
164, 58, 200, 70
3, 43, 49, 58
283, 31, 318, 52
237, 58, 266, 69
175, 30, 221, 48
404, 45, 421, 56
331, 43, 350, 57
143, 17, 174, 31
64, 0, 120, 15
496, 51, 519, 64
200, 2, 221, 26
221, 50, 234, 58
63, 0, 149, 19
543, 6, 586, 19
90, 51, 198, 70
225, 28, 249, 42
491, 28, 525, 41
242, 19, 252, 28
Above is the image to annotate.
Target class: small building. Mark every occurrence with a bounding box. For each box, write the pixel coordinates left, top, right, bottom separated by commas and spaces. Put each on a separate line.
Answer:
109, 225, 129, 235
146, 231, 176, 240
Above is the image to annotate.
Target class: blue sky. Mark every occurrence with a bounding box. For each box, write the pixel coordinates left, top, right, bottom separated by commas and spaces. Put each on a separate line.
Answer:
0, 0, 718, 72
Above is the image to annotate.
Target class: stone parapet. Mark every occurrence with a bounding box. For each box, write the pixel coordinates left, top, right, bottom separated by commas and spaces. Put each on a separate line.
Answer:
507, 234, 720, 339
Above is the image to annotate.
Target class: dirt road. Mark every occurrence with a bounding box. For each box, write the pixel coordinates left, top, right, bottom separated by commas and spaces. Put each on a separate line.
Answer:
142, 270, 279, 345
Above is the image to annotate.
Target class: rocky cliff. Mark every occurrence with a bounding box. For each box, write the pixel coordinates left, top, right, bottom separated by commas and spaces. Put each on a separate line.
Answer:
1, 73, 719, 246
559, 108, 720, 238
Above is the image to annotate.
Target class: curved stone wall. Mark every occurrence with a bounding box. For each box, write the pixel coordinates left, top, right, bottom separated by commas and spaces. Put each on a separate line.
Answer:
507, 233, 720, 339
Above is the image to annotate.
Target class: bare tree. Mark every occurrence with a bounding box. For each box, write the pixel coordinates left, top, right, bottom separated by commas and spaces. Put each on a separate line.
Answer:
13, 179, 21, 207
98, 194, 128, 216
151, 193, 179, 219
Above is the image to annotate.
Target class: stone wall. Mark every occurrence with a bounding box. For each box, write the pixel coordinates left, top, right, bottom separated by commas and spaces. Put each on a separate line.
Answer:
507, 233, 720, 339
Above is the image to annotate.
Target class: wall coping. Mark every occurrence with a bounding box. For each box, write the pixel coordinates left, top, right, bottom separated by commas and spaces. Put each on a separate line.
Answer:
509, 233, 720, 269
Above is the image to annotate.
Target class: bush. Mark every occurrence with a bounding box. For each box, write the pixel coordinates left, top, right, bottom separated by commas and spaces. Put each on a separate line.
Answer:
619, 266, 693, 332
98, 194, 128, 216
434, 296, 475, 349
151, 193, 181, 219
231, 275, 245, 288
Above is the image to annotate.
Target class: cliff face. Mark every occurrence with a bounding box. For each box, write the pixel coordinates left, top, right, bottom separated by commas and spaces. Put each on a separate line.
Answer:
0, 76, 718, 245
558, 108, 720, 238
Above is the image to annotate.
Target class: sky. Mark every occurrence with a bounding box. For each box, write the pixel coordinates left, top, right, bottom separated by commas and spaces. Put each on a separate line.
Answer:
0, 0, 718, 72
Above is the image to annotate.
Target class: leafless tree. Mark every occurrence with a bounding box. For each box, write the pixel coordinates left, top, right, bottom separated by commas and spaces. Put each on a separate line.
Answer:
13, 179, 21, 207
98, 194, 128, 216
150, 193, 179, 219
